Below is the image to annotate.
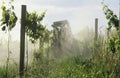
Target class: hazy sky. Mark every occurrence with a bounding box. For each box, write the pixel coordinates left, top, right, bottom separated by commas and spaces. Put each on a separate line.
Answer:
0, 0, 119, 40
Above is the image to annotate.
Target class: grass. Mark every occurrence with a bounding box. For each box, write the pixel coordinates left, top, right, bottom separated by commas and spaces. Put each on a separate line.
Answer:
23, 50, 120, 78
0, 50, 120, 78
0, 64, 19, 78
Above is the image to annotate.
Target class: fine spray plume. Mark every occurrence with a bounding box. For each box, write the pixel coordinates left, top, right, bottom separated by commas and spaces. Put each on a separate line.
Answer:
45, 20, 94, 61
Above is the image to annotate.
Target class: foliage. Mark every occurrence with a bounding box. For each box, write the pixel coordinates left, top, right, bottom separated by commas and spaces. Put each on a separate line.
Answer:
24, 51, 120, 78
0, 64, 19, 78
102, 5, 119, 30
0, 0, 17, 31
102, 3, 120, 54
25, 11, 46, 43
0, 49, 120, 78
39, 28, 52, 49
24, 50, 56, 78
107, 31, 120, 54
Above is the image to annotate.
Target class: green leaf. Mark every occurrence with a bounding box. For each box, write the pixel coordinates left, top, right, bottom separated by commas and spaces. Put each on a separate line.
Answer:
106, 15, 111, 19
11, 5, 14, 10
1, 5, 6, 10
2, 26, 6, 31
11, 0, 14, 2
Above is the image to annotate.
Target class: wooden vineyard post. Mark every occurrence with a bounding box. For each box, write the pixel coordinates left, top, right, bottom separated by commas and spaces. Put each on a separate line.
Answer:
19, 5, 26, 77
93, 18, 98, 55
95, 18, 98, 41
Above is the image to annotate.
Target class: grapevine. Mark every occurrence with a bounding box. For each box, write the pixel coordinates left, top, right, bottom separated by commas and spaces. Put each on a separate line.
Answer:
25, 11, 46, 43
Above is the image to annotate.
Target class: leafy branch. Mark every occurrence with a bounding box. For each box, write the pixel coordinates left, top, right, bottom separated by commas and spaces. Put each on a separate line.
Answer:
25, 11, 46, 43
0, 0, 17, 31
103, 5, 119, 30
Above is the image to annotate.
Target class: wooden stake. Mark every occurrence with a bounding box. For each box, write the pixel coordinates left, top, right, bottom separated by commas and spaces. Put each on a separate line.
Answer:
19, 5, 26, 77
93, 18, 98, 55
95, 18, 98, 41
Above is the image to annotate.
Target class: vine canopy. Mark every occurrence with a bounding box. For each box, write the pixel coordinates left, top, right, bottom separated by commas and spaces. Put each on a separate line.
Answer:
25, 11, 46, 43
0, 0, 17, 31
